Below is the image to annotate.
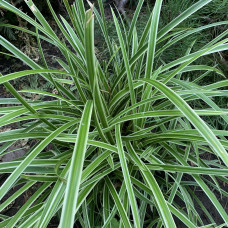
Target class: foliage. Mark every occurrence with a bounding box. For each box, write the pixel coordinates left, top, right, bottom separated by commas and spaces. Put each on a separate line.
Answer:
0, 0, 62, 40
0, 18, 17, 40
0, 0, 228, 227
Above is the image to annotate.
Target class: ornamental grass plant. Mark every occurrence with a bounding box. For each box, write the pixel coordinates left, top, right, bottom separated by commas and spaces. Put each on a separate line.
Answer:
0, 0, 228, 227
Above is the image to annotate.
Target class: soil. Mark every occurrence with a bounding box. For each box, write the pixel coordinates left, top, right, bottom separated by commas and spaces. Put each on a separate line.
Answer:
174, 175, 228, 227
0, 175, 42, 216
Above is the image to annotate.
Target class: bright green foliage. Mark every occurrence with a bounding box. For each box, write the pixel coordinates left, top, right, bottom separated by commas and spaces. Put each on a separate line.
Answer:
0, 0, 228, 227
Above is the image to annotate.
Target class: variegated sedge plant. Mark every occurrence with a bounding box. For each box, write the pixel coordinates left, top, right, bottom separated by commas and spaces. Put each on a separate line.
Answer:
0, 0, 228, 227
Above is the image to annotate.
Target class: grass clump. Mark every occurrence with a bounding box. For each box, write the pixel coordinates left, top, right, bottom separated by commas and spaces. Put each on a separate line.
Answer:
0, 0, 228, 227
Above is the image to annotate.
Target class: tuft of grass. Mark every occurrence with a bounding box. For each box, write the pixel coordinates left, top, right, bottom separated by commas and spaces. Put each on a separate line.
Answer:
0, 0, 228, 227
